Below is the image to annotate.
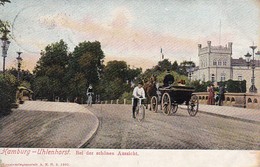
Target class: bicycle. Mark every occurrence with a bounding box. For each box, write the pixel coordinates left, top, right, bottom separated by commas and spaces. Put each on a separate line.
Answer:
86, 92, 94, 106
133, 97, 146, 121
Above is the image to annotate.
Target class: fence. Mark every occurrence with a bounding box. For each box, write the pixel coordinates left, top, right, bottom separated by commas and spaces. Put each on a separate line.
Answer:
100, 93, 260, 110
193, 92, 260, 109
100, 99, 132, 105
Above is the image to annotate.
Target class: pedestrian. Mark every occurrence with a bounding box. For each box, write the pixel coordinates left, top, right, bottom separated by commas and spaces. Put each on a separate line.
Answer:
132, 81, 146, 119
218, 84, 225, 106
207, 84, 215, 105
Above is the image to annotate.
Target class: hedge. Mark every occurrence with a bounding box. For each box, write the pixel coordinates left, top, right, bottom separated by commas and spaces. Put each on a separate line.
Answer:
0, 74, 17, 115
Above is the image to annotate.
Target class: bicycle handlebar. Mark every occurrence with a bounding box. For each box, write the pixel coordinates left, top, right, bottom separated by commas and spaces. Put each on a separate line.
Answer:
132, 97, 146, 105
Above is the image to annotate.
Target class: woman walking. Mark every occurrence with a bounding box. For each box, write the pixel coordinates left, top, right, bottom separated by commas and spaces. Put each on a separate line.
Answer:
207, 84, 215, 105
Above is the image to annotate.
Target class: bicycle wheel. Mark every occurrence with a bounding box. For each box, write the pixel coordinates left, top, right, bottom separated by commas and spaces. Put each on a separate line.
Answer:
135, 105, 145, 121
88, 96, 92, 106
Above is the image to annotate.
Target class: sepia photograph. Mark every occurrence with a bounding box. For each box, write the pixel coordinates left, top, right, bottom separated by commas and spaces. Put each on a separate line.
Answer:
0, 0, 259, 166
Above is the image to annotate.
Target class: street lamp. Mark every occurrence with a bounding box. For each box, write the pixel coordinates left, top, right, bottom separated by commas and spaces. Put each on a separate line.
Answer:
1, 30, 11, 77
244, 52, 251, 69
244, 45, 257, 93
16, 51, 23, 82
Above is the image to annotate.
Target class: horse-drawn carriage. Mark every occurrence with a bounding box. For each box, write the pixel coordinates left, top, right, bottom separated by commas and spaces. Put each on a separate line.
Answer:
149, 85, 199, 116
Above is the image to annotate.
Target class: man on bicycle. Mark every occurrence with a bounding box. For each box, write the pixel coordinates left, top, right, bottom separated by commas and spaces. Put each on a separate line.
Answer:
132, 81, 146, 119
86, 84, 94, 106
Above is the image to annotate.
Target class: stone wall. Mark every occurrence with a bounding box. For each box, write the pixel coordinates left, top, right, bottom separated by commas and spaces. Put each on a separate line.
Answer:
194, 92, 260, 109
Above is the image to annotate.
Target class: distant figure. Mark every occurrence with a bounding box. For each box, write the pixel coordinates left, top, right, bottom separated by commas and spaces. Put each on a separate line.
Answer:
87, 84, 93, 94
86, 84, 94, 106
163, 69, 174, 87
207, 84, 215, 105
218, 84, 225, 106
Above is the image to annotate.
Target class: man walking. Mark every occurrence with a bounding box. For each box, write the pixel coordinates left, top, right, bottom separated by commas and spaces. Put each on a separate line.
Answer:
218, 84, 225, 106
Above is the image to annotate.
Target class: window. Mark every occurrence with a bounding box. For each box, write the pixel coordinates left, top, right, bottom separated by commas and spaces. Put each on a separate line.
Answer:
213, 60, 217, 65
221, 73, 226, 81
218, 60, 222, 66
211, 74, 215, 82
238, 75, 242, 81
221, 75, 225, 81
203, 74, 205, 82
223, 60, 227, 66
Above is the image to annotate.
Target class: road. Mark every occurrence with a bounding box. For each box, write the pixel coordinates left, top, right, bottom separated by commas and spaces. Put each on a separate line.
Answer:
84, 104, 260, 149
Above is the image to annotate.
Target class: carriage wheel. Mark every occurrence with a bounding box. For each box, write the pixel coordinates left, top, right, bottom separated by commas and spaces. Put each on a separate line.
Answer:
151, 96, 158, 113
171, 103, 178, 114
161, 93, 171, 115
188, 95, 199, 116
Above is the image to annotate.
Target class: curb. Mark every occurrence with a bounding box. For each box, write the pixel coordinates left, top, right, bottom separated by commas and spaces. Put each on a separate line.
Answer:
198, 110, 260, 125
179, 105, 260, 124
77, 108, 100, 148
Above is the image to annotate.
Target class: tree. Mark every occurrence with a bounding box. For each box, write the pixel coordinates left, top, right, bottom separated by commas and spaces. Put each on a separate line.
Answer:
226, 80, 246, 93
0, 73, 17, 115
178, 60, 195, 76
32, 76, 51, 100
0, 0, 11, 35
103, 60, 128, 82
33, 40, 69, 100
158, 59, 172, 71
65, 41, 105, 100
96, 60, 141, 100
0, 0, 10, 6
7, 68, 34, 90
172, 61, 178, 71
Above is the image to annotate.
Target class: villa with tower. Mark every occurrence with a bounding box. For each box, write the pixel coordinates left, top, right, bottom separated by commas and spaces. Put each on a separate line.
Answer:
192, 41, 260, 93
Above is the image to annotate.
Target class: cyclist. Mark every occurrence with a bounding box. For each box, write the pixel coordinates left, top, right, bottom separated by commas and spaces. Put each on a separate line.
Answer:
132, 81, 146, 119
86, 84, 94, 106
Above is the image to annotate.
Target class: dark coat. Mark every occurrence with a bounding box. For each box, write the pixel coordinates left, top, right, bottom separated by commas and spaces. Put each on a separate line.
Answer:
163, 74, 174, 87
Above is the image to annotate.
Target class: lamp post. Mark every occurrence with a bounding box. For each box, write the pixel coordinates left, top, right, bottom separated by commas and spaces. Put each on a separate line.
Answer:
1, 30, 11, 77
244, 52, 251, 69
244, 45, 257, 93
16, 51, 23, 82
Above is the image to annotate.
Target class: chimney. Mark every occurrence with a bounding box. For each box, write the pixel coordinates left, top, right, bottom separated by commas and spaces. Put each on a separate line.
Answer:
228, 42, 232, 54
198, 44, 202, 56
207, 41, 211, 53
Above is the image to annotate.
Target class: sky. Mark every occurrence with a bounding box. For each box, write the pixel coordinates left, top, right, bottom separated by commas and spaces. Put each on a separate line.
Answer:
0, 0, 260, 71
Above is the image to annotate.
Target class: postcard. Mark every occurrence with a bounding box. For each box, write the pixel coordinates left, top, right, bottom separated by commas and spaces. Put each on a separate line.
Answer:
0, 0, 259, 166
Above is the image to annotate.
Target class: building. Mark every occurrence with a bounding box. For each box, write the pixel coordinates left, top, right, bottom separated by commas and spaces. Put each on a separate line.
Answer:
192, 41, 260, 92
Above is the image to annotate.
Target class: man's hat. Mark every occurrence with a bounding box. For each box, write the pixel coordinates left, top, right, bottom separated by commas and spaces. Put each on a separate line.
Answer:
166, 69, 170, 73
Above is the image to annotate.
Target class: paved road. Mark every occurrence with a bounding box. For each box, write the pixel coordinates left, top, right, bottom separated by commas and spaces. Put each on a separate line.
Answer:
0, 101, 98, 148
84, 104, 260, 149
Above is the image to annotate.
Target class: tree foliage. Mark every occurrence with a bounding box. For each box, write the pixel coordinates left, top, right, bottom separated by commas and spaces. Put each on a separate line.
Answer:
0, 73, 17, 115
0, 0, 10, 6
96, 60, 141, 100
226, 80, 246, 93
33, 40, 69, 100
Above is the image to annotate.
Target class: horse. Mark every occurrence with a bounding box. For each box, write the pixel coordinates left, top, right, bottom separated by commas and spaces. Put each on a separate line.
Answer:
143, 75, 157, 110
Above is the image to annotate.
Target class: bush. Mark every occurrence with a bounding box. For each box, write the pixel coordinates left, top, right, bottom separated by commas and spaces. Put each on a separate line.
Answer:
226, 80, 246, 93
120, 91, 132, 101
0, 74, 18, 115
190, 80, 211, 92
